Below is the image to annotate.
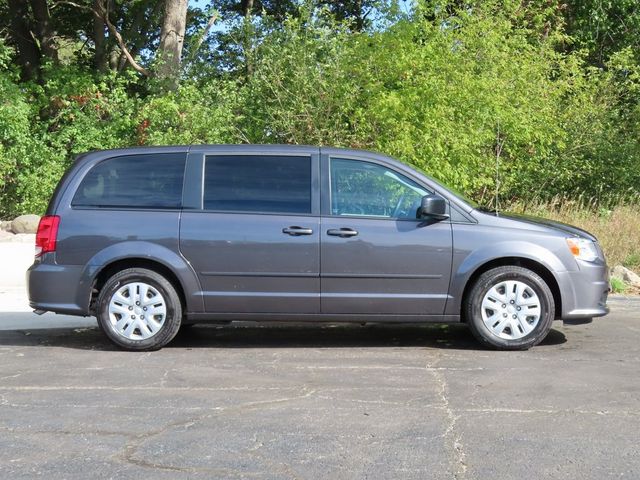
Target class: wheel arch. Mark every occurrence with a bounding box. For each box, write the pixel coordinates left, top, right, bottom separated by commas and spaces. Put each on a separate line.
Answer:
459, 257, 562, 322
90, 258, 188, 315
76, 241, 204, 315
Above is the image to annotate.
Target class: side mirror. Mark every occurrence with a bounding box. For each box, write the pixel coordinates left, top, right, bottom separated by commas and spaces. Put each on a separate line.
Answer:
417, 194, 449, 220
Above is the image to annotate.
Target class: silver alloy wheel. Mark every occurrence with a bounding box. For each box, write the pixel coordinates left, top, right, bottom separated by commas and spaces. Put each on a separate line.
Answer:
480, 280, 541, 340
107, 282, 167, 340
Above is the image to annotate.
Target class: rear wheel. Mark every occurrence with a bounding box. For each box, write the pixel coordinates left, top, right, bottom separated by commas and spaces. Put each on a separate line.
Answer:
96, 268, 182, 351
465, 266, 555, 350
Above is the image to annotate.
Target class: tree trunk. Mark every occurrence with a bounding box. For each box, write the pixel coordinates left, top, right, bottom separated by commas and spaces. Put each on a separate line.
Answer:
354, 0, 364, 31
242, 0, 254, 17
93, 0, 107, 71
7, 0, 41, 81
108, 48, 120, 71
242, 0, 254, 77
30, 0, 58, 63
157, 0, 188, 90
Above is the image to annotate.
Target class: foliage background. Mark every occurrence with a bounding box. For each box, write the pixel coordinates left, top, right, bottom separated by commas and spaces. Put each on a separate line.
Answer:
0, 0, 638, 216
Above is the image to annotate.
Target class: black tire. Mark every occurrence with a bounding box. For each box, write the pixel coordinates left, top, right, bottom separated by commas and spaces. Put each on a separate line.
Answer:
96, 268, 182, 351
465, 266, 555, 350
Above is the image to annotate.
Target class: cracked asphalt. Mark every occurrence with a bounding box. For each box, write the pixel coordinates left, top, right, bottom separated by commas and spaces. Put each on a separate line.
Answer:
0, 294, 638, 479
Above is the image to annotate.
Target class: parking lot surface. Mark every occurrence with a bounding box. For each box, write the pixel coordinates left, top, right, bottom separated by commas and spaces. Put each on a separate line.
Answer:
0, 292, 638, 479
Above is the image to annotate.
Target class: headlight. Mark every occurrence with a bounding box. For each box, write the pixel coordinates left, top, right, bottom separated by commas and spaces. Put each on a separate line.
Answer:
566, 237, 599, 262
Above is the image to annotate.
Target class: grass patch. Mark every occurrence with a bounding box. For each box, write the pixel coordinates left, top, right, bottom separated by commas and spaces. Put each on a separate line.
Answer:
610, 277, 627, 294
623, 253, 640, 270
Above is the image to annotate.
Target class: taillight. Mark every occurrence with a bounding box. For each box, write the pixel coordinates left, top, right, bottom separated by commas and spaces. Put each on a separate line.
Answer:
35, 215, 60, 257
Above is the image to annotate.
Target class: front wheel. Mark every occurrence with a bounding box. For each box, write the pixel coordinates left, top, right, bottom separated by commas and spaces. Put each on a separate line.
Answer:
465, 266, 555, 350
96, 268, 182, 351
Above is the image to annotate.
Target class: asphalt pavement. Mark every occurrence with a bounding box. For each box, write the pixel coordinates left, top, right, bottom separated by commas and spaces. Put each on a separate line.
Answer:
0, 285, 639, 479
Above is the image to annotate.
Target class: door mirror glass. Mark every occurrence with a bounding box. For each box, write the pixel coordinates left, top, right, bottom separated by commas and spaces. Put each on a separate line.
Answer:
418, 194, 449, 220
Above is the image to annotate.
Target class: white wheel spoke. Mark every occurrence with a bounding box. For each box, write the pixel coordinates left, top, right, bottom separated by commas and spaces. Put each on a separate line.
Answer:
483, 311, 500, 327
515, 285, 527, 304
524, 305, 541, 317
123, 319, 138, 337
146, 305, 166, 316
482, 297, 500, 311
516, 315, 534, 335
137, 322, 152, 339
520, 298, 540, 307
138, 283, 149, 304
487, 284, 508, 304
510, 319, 523, 335
115, 316, 129, 331
505, 281, 516, 299
126, 284, 137, 305
110, 304, 130, 316
143, 317, 161, 333
514, 282, 523, 302
491, 317, 510, 335
141, 293, 158, 307
113, 291, 132, 306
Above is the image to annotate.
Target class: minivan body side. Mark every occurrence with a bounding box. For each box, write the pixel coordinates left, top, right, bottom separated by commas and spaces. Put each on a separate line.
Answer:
28, 145, 609, 330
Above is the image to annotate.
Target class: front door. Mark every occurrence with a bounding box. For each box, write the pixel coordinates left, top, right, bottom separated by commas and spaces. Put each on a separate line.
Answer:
180, 150, 320, 313
320, 156, 452, 315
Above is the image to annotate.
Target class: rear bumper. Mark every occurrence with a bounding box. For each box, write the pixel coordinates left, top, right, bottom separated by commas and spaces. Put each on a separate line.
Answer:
556, 260, 609, 320
27, 258, 90, 316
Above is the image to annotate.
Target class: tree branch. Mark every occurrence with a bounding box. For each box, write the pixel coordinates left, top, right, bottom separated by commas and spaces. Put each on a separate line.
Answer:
192, 10, 219, 57
116, 0, 163, 71
183, 10, 218, 74
51, 1, 91, 10
97, 0, 150, 76
58, 0, 151, 76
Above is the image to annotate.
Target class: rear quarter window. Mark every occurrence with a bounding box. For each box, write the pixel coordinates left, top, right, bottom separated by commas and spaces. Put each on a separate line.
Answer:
72, 153, 186, 209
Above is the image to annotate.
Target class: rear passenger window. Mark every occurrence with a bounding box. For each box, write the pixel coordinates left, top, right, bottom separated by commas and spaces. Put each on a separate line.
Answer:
204, 155, 312, 214
72, 154, 186, 209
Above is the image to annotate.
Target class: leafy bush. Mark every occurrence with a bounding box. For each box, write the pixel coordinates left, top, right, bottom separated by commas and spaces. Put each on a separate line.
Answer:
136, 82, 241, 146
0, 2, 639, 215
238, 2, 640, 206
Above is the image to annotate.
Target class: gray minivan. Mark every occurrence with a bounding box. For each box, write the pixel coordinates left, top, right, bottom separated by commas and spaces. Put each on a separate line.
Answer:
27, 145, 609, 351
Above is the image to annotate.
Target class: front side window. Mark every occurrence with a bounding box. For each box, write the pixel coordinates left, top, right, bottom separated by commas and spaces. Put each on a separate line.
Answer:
72, 153, 186, 209
330, 158, 429, 219
204, 155, 312, 214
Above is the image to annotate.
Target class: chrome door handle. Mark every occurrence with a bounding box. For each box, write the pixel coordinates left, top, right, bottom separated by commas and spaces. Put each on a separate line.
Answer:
327, 228, 358, 238
282, 226, 314, 236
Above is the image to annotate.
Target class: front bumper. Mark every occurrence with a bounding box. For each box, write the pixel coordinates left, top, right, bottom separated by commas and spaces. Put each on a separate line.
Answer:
556, 259, 609, 321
